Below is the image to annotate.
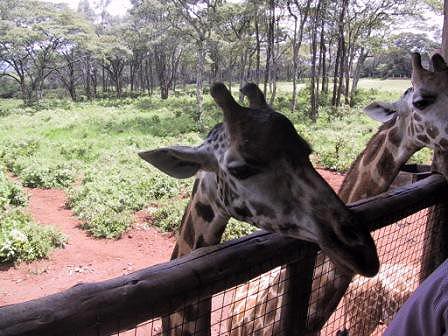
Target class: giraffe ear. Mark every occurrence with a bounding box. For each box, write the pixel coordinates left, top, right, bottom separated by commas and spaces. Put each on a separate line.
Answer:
364, 102, 397, 123
138, 146, 217, 179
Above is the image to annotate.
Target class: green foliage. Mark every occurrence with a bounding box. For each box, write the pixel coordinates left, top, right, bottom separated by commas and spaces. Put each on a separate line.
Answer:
222, 219, 257, 242
0, 170, 27, 209
149, 199, 189, 232
20, 162, 75, 189
0, 80, 433, 241
67, 158, 189, 238
0, 209, 66, 263
0, 168, 65, 264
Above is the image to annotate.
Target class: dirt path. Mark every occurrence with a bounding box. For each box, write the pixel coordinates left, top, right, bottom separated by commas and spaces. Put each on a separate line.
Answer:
0, 169, 344, 307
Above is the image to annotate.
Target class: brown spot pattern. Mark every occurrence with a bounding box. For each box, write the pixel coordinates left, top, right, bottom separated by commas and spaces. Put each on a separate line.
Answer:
417, 134, 430, 144
234, 205, 252, 218
377, 148, 395, 178
425, 122, 439, 139
440, 138, 448, 149
388, 127, 401, 146
251, 201, 276, 219
195, 202, 215, 222
413, 113, 422, 121
362, 133, 386, 166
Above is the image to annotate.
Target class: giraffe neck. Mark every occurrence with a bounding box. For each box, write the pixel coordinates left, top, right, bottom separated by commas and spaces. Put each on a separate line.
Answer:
163, 174, 230, 336
171, 174, 230, 259
339, 116, 421, 204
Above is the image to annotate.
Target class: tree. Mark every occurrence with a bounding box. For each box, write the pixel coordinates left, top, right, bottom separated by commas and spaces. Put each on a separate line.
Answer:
99, 28, 132, 97
167, 0, 219, 127
0, 1, 93, 104
287, 0, 312, 112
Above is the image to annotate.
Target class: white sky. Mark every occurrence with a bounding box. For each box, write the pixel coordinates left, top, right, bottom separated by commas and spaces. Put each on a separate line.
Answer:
44, 0, 132, 17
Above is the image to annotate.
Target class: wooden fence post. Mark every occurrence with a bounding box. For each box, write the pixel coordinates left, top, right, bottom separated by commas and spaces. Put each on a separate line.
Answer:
280, 246, 319, 336
420, 151, 448, 281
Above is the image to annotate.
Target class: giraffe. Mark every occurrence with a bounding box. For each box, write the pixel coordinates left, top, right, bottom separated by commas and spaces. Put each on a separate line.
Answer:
139, 82, 380, 336
227, 52, 448, 336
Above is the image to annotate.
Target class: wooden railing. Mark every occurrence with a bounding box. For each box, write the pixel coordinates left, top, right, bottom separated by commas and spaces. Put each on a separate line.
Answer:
1, 173, 448, 336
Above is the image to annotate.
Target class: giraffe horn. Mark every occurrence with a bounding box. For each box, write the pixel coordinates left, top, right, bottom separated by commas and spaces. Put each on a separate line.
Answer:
210, 82, 245, 123
411, 52, 430, 81
431, 53, 448, 72
411, 52, 424, 71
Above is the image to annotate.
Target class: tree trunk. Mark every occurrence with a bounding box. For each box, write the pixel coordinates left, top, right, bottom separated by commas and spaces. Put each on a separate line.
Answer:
264, 0, 275, 96
344, 34, 355, 105
102, 61, 106, 93
196, 39, 205, 127
350, 48, 367, 105
270, 16, 280, 105
320, 15, 327, 95
331, 39, 342, 106
443, 0, 448, 60
255, 13, 261, 84
336, 36, 346, 107
331, 0, 348, 107
238, 48, 249, 103
309, 0, 322, 121
291, 13, 298, 112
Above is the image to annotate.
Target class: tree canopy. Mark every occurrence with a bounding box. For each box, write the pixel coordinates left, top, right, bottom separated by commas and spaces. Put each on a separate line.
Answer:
0, 0, 442, 120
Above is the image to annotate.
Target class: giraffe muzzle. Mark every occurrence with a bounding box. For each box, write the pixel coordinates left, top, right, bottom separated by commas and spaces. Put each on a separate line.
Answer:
321, 223, 380, 277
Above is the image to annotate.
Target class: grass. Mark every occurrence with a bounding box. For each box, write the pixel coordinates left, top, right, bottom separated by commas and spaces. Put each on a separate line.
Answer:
0, 80, 432, 242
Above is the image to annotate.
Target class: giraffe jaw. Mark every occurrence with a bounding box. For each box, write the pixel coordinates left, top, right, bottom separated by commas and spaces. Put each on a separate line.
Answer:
320, 229, 380, 277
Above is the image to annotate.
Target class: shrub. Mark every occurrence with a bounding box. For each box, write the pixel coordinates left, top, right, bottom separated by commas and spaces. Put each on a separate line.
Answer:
0, 172, 27, 209
0, 209, 66, 263
149, 199, 189, 232
20, 162, 75, 188
67, 158, 190, 238
221, 219, 257, 242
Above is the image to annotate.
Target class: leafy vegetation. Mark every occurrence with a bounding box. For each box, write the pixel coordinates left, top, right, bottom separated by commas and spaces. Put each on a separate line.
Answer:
0, 169, 66, 263
0, 80, 433, 242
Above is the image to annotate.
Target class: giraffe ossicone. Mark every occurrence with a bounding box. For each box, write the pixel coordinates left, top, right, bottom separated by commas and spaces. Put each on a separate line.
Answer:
139, 82, 379, 277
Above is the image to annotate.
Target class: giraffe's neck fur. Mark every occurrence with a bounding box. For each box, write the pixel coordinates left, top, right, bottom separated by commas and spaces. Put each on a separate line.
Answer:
339, 114, 421, 204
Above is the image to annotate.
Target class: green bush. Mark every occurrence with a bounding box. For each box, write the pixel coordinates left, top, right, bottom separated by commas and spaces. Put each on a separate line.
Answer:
221, 219, 257, 242
149, 199, 189, 232
20, 162, 75, 188
0, 171, 27, 209
0, 209, 66, 263
67, 157, 189, 238
0, 170, 66, 263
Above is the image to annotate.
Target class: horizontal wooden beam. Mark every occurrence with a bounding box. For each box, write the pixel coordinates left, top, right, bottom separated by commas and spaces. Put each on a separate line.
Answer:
350, 173, 448, 231
1, 174, 447, 336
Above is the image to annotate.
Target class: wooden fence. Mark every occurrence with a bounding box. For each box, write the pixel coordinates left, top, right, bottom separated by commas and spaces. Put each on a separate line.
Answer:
1, 173, 448, 336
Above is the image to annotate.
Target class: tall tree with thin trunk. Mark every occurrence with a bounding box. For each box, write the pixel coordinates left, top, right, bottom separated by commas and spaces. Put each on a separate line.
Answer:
309, 0, 322, 121
287, 0, 312, 113
442, 0, 448, 59
168, 0, 218, 128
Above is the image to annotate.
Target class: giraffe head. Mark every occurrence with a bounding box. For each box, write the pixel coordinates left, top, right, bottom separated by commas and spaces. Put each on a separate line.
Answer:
362, 53, 448, 156
139, 83, 379, 277
410, 52, 448, 151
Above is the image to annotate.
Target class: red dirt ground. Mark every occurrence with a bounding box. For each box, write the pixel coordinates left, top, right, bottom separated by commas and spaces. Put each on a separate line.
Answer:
0, 169, 344, 307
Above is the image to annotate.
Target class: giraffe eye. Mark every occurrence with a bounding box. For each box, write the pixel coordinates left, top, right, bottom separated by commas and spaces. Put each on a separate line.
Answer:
413, 95, 436, 110
227, 165, 260, 180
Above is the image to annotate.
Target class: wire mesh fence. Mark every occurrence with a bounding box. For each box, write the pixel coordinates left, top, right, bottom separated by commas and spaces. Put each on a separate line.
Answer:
113, 204, 438, 336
